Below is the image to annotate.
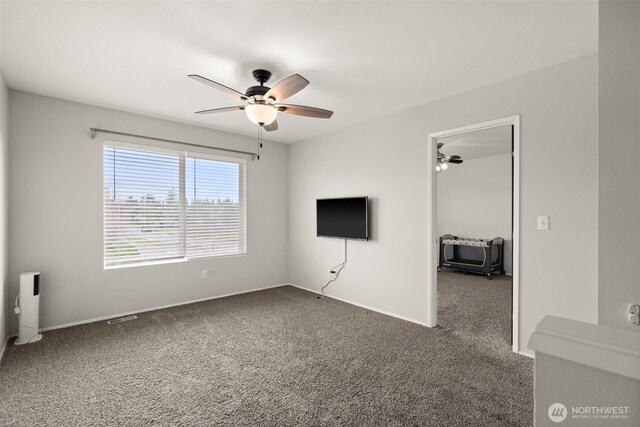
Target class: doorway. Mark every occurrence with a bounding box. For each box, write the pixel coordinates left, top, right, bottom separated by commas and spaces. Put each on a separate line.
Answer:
426, 116, 521, 354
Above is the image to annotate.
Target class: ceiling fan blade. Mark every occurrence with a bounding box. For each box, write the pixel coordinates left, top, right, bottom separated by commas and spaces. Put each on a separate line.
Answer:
188, 74, 248, 100
449, 155, 462, 160
264, 74, 309, 102
195, 105, 245, 115
448, 159, 463, 164
277, 104, 333, 119
263, 120, 278, 132
437, 142, 444, 149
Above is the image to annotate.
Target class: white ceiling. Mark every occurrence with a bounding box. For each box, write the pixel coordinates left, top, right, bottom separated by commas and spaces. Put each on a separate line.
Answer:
0, 1, 597, 144
440, 125, 512, 160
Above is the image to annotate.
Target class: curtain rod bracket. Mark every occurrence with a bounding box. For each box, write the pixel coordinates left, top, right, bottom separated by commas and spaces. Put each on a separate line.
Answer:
90, 128, 97, 139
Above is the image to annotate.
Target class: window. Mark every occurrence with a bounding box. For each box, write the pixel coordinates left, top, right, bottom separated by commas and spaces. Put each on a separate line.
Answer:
104, 141, 246, 267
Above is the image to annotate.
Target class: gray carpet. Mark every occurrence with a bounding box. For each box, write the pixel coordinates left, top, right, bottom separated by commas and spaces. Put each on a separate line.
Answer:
0, 273, 532, 426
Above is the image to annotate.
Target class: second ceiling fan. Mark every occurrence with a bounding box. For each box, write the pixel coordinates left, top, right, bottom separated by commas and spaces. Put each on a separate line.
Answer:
188, 69, 333, 132
437, 142, 463, 172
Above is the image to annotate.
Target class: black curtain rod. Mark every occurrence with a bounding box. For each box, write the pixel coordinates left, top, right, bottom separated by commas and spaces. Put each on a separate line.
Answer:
90, 128, 257, 159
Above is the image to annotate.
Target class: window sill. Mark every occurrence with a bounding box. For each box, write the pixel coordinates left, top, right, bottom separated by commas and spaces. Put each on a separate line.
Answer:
104, 252, 247, 270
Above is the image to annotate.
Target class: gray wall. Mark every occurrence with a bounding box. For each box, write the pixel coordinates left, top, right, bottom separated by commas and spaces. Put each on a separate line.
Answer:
437, 153, 513, 275
289, 55, 598, 353
598, 0, 640, 330
0, 69, 8, 349
8, 91, 289, 333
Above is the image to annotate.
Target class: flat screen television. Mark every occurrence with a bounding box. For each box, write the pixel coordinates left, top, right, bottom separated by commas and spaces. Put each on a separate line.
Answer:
316, 197, 369, 240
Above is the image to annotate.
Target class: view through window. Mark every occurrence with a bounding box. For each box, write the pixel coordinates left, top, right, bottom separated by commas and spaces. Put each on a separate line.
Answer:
104, 142, 246, 267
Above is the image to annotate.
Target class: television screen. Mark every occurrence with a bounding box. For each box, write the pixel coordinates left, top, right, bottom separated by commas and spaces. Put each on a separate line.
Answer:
317, 197, 368, 240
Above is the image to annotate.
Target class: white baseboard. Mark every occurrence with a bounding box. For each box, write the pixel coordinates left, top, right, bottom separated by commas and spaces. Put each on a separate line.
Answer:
518, 350, 535, 359
39, 283, 289, 333
0, 335, 9, 364
287, 283, 431, 327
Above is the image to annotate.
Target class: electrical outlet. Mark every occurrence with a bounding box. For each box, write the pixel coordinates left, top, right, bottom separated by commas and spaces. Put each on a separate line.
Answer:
629, 304, 640, 325
537, 216, 550, 230
202, 270, 208, 279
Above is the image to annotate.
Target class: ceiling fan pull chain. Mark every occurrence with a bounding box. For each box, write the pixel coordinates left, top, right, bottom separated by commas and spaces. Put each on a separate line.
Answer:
257, 125, 262, 160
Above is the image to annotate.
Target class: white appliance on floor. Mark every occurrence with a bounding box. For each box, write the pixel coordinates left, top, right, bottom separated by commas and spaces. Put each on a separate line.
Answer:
14, 272, 42, 345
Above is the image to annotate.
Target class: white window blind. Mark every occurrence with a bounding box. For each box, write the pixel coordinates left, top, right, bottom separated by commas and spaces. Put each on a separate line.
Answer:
186, 155, 246, 258
104, 141, 246, 267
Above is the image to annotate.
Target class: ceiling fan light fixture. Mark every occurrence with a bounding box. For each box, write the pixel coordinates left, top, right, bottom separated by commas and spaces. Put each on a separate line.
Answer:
245, 104, 277, 126
440, 162, 449, 170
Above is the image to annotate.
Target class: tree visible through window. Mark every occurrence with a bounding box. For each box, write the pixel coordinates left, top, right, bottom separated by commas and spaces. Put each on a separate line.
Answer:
104, 142, 246, 267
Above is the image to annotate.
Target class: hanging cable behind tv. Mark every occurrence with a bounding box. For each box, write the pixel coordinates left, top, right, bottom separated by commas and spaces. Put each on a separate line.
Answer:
318, 239, 347, 298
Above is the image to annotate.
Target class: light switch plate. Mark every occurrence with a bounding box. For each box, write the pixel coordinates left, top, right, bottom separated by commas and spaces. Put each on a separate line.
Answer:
537, 216, 550, 230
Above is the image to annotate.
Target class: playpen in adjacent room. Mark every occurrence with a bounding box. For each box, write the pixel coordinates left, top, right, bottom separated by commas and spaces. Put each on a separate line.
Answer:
438, 234, 505, 279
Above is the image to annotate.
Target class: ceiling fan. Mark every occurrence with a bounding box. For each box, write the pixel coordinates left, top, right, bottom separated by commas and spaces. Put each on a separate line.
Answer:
188, 69, 333, 132
436, 142, 463, 172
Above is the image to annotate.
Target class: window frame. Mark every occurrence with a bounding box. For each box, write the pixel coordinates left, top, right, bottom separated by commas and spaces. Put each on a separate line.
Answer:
103, 139, 247, 269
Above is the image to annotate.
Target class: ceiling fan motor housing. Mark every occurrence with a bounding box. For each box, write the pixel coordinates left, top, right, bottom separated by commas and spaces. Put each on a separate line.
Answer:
245, 85, 270, 98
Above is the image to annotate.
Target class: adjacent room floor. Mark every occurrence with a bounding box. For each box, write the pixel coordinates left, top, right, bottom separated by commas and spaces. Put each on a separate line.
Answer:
437, 270, 514, 356
1, 276, 532, 426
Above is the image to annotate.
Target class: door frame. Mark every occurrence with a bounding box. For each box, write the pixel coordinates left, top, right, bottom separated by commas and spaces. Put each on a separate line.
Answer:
426, 115, 521, 354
